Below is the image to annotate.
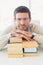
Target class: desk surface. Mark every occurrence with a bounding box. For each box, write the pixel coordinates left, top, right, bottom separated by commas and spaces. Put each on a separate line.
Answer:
0, 47, 43, 65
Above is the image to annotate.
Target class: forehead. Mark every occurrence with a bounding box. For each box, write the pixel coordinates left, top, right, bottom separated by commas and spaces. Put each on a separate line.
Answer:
16, 13, 29, 18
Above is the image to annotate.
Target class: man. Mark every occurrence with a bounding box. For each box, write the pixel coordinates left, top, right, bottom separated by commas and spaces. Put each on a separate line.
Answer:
0, 6, 43, 50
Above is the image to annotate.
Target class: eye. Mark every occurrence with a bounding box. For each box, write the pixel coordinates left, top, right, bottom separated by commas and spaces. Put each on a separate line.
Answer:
23, 18, 28, 21
23, 18, 27, 20
17, 18, 21, 21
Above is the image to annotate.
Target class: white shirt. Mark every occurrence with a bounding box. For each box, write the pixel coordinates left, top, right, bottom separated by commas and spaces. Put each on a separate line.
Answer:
0, 22, 43, 50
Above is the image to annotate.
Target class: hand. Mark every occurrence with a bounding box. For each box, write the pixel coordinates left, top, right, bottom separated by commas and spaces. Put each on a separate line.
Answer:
14, 30, 32, 38
11, 30, 33, 41
11, 31, 19, 37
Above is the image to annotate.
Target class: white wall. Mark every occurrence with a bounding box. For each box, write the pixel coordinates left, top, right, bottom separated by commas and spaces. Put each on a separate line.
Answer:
31, 0, 43, 26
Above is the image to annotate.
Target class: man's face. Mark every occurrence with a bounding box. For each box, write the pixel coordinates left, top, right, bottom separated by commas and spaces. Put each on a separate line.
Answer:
14, 13, 31, 31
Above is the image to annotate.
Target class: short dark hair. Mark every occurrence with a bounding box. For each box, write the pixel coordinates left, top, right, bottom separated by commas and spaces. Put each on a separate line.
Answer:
14, 6, 31, 18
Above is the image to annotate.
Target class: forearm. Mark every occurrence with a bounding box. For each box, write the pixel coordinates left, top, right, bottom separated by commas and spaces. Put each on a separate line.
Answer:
33, 33, 43, 47
0, 33, 11, 50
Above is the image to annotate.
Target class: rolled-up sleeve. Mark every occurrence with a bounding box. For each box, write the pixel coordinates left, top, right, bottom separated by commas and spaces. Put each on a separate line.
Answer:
33, 33, 43, 47
30, 23, 43, 47
0, 33, 11, 50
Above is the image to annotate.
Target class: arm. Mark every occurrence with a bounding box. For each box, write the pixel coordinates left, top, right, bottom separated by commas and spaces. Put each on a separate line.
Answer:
30, 23, 43, 47
0, 33, 11, 50
1, 25, 14, 36
0, 25, 13, 50
33, 34, 43, 47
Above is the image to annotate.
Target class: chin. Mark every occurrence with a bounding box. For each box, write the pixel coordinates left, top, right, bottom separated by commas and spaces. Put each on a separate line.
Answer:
18, 27, 27, 31
20, 28, 27, 31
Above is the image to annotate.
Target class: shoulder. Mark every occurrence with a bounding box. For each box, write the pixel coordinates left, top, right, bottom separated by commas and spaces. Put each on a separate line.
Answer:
30, 22, 39, 32
8, 23, 16, 30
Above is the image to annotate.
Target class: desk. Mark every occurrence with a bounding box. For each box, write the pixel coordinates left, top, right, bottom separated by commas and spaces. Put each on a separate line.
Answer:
0, 47, 43, 65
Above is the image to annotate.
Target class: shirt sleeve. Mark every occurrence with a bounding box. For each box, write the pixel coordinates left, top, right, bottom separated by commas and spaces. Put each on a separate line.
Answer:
30, 23, 43, 35
0, 25, 12, 50
33, 33, 43, 47
30, 23, 43, 47
0, 24, 16, 50
0, 33, 11, 50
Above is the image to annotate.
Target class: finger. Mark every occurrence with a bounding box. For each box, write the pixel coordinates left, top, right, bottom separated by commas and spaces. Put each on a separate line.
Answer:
11, 32, 19, 37
15, 30, 32, 38
19, 34, 30, 41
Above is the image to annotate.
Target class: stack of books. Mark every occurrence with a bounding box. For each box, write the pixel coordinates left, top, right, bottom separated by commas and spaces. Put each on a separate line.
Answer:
8, 37, 23, 58
22, 40, 38, 56
8, 37, 39, 58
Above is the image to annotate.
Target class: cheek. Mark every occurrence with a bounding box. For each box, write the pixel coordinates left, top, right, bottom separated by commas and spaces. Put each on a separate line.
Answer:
16, 22, 20, 27
16, 21, 30, 28
25, 21, 29, 27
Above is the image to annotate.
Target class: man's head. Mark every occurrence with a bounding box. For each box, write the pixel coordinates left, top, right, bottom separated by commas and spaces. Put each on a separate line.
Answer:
14, 6, 31, 31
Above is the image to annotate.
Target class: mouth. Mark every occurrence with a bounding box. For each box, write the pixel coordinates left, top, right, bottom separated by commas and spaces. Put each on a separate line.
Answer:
20, 25, 25, 29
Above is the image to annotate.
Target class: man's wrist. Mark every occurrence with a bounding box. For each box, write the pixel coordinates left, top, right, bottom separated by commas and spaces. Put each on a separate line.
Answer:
31, 35, 35, 39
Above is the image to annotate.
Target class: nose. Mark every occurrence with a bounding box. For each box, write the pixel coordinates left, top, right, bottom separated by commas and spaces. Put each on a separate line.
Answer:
20, 20, 25, 25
